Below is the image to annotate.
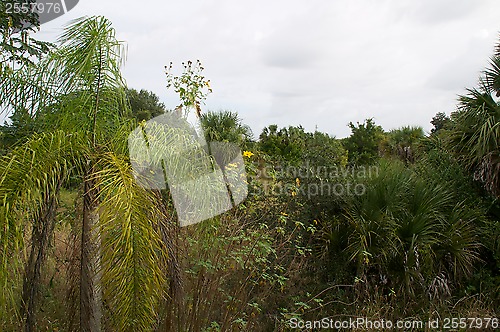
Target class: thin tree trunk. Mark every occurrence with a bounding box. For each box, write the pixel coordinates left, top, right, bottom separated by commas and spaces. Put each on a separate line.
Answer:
82, 46, 104, 331
21, 180, 62, 332
80, 164, 102, 332
153, 189, 183, 332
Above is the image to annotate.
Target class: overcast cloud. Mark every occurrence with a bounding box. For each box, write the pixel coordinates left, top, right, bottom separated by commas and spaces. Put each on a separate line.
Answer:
35, 0, 500, 137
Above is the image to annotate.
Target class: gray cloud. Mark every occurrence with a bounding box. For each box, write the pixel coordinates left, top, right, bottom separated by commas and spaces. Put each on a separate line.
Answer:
27, 0, 500, 138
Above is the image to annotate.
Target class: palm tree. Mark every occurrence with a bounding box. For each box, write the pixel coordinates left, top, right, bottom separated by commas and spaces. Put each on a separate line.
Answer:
0, 16, 166, 331
446, 38, 500, 197
385, 126, 424, 163
200, 110, 253, 148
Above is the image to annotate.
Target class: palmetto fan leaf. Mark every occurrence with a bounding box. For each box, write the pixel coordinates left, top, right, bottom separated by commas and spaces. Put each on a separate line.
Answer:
446, 37, 500, 197
484, 45, 500, 96
200, 110, 253, 146
449, 90, 500, 197
343, 160, 482, 298
437, 203, 483, 277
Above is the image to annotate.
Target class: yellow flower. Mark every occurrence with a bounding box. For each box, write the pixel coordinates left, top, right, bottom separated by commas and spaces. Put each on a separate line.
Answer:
243, 151, 254, 158
295, 178, 300, 186
291, 191, 297, 197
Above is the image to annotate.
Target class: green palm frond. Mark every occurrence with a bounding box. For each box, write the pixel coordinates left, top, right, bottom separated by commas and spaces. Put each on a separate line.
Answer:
1, 15, 168, 330
94, 152, 165, 331
56, 16, 126, 94
200, 110, 253, 147
0, 130, 86, 320
436, 203, 482, 280
446, 38, 500, 197
0, 60, 59, 117
46, 16, 129, 139
1, 16, 129, 139
0, 130, 86, 240
484, 54, 500, 96
343, 159, 482, 297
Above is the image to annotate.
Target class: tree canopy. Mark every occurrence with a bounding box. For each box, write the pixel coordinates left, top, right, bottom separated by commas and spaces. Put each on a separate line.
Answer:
126, 88, 166, 121
0, 0, 52, 66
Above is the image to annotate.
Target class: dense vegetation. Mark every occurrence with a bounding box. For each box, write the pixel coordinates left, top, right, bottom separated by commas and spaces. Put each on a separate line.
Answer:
0, 16, 499, 331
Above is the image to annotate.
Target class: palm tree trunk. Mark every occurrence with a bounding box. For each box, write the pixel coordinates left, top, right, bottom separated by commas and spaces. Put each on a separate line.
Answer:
153, 189, 183, 332
80, 165, 102, 332
21, 180, 62, 332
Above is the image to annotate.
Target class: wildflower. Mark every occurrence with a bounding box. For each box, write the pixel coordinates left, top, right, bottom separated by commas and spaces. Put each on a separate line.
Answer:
295, 178, 300, 186
243, 151, 254, 158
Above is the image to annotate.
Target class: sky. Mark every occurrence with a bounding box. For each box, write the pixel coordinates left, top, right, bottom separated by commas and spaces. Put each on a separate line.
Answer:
31, 0, 500, 138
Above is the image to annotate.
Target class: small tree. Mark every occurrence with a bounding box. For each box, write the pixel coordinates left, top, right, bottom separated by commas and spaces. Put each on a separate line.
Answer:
343, 118, 385, 165
385, 126, 424, 163
259, 125, 307, 164
430, 112, 450, 135
126, 88, 166, 121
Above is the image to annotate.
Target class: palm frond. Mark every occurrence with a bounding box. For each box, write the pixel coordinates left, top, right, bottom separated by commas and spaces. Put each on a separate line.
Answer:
0, 130, 86, 322
94, 152, 165, 331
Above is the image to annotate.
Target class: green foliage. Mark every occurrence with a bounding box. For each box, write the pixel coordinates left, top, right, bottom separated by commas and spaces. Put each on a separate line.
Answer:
0, 130, 86, 327
0, 107, 40, 153
259, 125, 306, 163
0, 16, 164, 331
445, 39, 500, 198
430, 112, 451, 135
429, 37, 500, 305
200, 110, 252, 147
343, 118, 385, 165
303, 130, 348, 167
165, 60, 212, 116
382, 125, 424, 163
96, 153, 165, 331
126, 88, 166, 121
323, 160, 483, 305
387, 126, 424, 149
259, 125, 347, 167
0, 0, 53, 66
1, 14, 500, 332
